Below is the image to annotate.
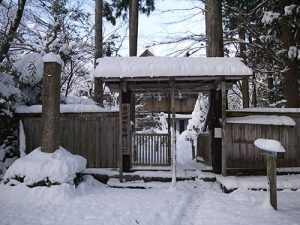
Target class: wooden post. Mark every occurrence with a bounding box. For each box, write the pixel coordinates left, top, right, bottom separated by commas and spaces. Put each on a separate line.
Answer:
191, 142, 196, 159
171, 79, 177, 186
41, 60, 61, 153
267, 155, 277, 210
118, 82, 124, 182
119, 81, 132, 175
167, 93, 171, 164
210, 85, 222, 174
221, 80, 227, 176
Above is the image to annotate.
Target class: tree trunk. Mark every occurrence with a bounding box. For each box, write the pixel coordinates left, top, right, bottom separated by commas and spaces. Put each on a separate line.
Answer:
129, 0, 139, 56
94, 0, 104, 107
0, 0, 27, 62
249, 34, 257, 107
95, 0, 103, 61
280, 0, 300, 107
205, 0, 224, 57
239, 29, 249, 108
268, 75, 274, 104
206, 0, 224, 175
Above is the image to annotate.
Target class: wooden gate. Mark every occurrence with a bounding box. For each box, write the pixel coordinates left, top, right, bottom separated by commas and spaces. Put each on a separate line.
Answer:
132, 133, 171, 166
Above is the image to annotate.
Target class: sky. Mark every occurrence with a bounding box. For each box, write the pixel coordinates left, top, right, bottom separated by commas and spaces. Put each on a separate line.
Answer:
108, 0, 207, 57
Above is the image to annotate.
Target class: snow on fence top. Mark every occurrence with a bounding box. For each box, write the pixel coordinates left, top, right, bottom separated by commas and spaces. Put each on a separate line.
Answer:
227, 108, 300, 113
226, 115, 296, 126
15, 104, 119, 114
94, 57, 252, 79
254, 139, 285, 153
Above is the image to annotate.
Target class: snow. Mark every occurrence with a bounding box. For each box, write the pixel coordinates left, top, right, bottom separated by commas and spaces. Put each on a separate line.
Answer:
228, 107, 300, 113
288, 46, 298, 59
94, 57, 252, 78
18, 121, 26, 158
0, 131, 300, 224
0, 73, 20, 98
254, 139, 285, 153
217, 174, 300, 190
284, 4, 296, 15
262, 11, 280, 24
186, 94, 208, 144
0, 175, 300, 225
15, 104, 119, 114
226, 115, 296, 126
3, 146, 86, 186
42, 52, 63, 65
15, 53, 43, 85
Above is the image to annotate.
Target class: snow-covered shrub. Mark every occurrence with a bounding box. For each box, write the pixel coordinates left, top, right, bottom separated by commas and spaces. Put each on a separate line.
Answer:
0, 64, 21, 179
185, 94, 209, 145
3, 146, 87, 187
14, 53, 43, 105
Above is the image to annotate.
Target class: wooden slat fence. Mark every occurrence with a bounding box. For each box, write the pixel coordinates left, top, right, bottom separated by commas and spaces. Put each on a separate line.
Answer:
17, 112, 119, 168
225, 111, 300, 172
132, 133, 171, 166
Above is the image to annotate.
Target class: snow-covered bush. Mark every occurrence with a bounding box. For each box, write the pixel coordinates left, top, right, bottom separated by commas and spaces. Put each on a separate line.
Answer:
14, 53, 43, 105
4, 146, 87, 187
185, 94, 209, 145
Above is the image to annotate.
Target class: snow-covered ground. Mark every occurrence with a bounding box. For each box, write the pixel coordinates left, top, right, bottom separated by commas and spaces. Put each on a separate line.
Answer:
0, 175, 300, 225
1, 132, 300, 225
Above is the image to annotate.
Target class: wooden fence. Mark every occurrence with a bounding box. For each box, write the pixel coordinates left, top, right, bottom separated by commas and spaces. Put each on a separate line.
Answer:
225, 110, 300, 173
17, 112, 119, 168
132, 133, 171, 166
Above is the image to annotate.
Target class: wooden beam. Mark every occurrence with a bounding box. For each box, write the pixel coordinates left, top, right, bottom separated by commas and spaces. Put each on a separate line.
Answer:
221, 80, 227, 176
170, 78, 177, 186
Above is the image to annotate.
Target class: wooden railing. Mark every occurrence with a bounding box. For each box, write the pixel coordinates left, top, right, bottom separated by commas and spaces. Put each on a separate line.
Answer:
132, 133, 171, 166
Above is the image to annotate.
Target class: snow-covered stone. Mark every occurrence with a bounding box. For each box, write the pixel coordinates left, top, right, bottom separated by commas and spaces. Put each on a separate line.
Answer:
4, 146, 87, 186
94, 57, 252, 78
226, 115, 295, 126
254, 139, 285, 153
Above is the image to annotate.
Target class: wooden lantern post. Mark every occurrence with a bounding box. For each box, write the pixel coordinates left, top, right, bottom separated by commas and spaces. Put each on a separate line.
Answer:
255, 139, 285, 210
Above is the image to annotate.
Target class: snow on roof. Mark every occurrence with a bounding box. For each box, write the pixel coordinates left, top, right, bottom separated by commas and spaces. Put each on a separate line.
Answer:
226, 115, 296, 126
15, 104, 119, 114
254, 139, 285, 153
94, 57, 252, 79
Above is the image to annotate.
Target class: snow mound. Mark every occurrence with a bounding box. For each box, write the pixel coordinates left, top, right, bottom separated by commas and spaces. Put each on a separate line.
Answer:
254, 139, 285, 153
4, 146, 87, 186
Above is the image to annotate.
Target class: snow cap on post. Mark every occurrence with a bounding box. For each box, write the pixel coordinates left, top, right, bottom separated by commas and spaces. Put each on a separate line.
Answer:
254, 139, 286, 153
43, 52, 63, 65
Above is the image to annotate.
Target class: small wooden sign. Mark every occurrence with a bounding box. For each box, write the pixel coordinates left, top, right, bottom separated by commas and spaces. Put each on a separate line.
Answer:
121, 103, 131, 155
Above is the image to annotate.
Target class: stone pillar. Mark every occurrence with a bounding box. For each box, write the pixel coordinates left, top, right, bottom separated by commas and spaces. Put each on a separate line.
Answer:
41, 58, 61, 153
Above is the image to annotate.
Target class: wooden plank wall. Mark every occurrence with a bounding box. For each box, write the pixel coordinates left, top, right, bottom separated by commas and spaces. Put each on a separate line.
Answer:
225, 111, 300, 171
18, 112, 119, 168
143, 95, 198, 113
